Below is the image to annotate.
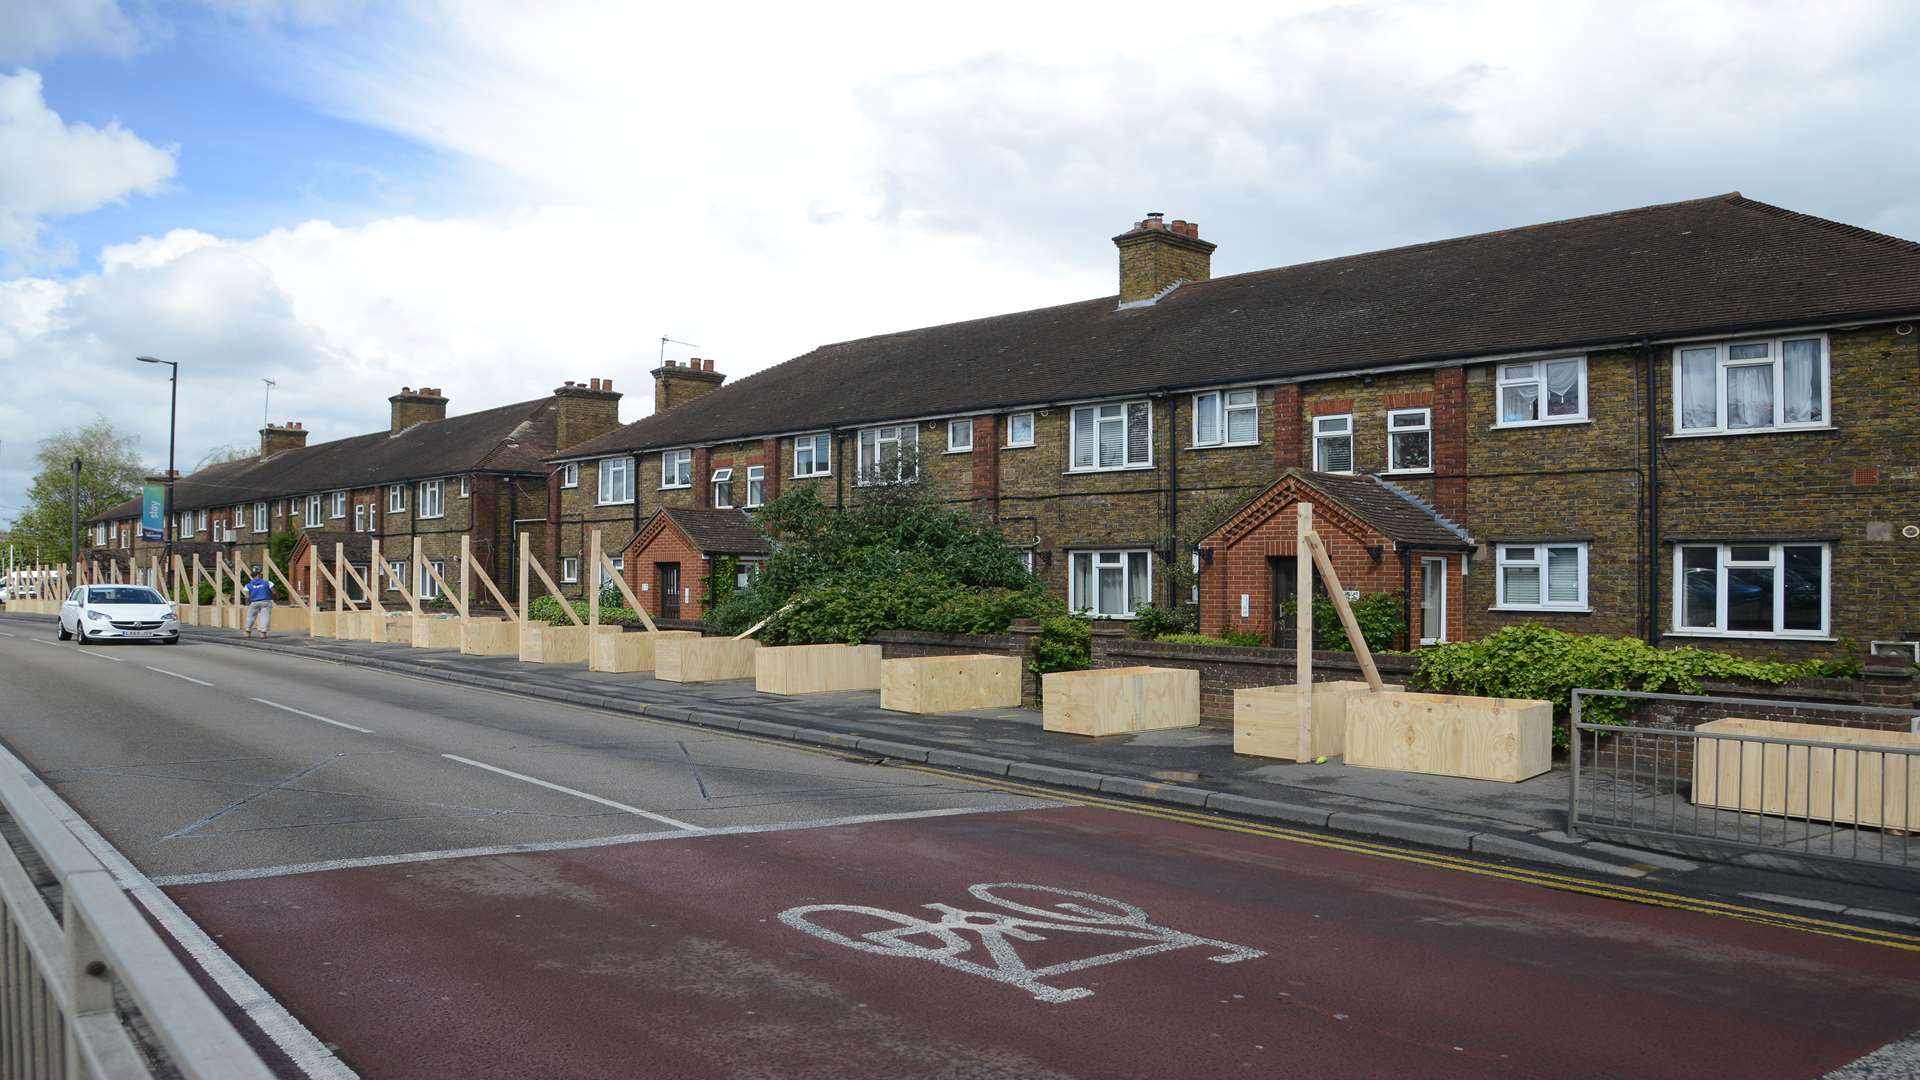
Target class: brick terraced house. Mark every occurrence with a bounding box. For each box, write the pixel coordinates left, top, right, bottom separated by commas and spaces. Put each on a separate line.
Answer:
84, 382, 624, 607
549, 195, 1920, 656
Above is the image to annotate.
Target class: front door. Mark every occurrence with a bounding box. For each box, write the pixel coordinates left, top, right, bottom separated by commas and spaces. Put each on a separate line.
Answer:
1268, 556, 1327, 648
658, 563, 681, 620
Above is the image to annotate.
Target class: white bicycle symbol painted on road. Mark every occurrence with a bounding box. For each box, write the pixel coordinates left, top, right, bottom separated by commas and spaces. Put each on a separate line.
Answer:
779, 882, 1265, 1003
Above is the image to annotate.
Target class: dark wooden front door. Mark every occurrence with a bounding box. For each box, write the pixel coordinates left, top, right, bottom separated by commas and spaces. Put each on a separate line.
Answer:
658, 563, 681, 619
1268, 555, 1326, 648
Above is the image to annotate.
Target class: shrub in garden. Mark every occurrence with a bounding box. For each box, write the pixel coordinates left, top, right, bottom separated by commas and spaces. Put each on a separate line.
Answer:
1029, 615, 1091, 677
527, 595, 640, 626
1154, 630, 1266, 648
1128, 603, 1197, 640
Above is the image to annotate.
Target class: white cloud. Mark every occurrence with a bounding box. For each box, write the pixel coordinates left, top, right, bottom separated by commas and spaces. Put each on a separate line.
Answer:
0, 0, 146, 64
0, 70, 177, 270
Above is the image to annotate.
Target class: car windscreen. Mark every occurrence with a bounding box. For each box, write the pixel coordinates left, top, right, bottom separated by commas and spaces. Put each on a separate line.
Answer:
88, 587, 165, 605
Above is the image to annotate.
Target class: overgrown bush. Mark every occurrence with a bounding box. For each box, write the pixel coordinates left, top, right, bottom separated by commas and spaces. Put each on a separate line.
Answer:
1129, 603, 1197, 641
1030, 615, 1091, 677
527, 595, 640, 626
1283, 591, 1403, 653
1156, 630, 1265, 648
1415, 625, 1864, 747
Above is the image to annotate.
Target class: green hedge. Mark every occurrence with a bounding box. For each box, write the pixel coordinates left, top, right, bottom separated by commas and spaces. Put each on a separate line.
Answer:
526, 595, 640, 626
1155, 630, 1265, 648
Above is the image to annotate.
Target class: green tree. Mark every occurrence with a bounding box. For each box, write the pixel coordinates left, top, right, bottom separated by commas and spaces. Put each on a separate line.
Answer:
7, 419, 145, 564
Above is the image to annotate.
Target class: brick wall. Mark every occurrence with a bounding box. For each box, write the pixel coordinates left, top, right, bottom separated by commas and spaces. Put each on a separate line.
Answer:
622, 518, 711, 621
1096, 632, 1420, 724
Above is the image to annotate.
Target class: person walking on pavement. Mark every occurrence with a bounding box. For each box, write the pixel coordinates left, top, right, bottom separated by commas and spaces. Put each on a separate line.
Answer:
242, 567, 276, 638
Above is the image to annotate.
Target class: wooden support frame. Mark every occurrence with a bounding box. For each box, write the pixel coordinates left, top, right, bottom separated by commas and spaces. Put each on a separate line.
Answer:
461, 534, 519, 626
519, 531, 582, 627
588, 530, 656, 632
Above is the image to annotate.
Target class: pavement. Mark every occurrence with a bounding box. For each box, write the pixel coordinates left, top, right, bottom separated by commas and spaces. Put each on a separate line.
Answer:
2, 609, 1919, 1079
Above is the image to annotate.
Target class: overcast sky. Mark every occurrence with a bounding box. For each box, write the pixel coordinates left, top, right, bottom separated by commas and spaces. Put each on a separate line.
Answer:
3, 0, 1918, 526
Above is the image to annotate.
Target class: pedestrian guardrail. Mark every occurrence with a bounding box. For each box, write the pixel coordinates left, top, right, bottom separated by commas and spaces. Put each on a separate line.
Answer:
0, 744, 274, 1079
1568, 688, 1919, 878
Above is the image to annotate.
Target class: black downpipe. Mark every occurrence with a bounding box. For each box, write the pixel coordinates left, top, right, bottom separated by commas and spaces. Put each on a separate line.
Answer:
507, 479, 519, 606
1166, 394, 1180, 610
1643, 337, 1661, 646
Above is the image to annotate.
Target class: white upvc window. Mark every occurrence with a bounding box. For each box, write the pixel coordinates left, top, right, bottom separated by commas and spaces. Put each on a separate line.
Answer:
1674, 542, 1828, 638
711, 467, 734, 508
561, 462, 578, 489
1070, 401, 1152, 471
328, 492, 345, 519
745, 465, 764, 508
353, 504, 367, 532
1495, 543, 1588, 611
1192, 389, 1258, 447
459, 475, 470, 498
661, 448, 693, 489
598, 456, 634, 504
253, 501, 268, 532
418, 479, 445, 519
1385, 408, 1432, 473
388, 484, 406, 513
94, 524, 106, 546
1068, 549, 1152, 618
305, 494, 322, 526
1312, 414, 1353, 473
179, 511, 193, 538
948, 418, 973, 452
419, 561, 444, 600
1020, 549, 1036, 574
560, 557, 579, 583
231, 506, 242, 529
1673, 334, 1829, 435
1497, 356, 1587, 426
794, 433, 832, 477
610, 555, 623, 574
198, 509, 209, 531
857, 424, 919, 485
1006, 412, 1035, 448
387, 560, 407, 591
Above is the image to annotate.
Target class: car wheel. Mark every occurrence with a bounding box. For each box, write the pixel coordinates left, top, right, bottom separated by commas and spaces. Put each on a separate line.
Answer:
163, 637, 180, 646
75, 624, 89, 645
57, 621, 72, 641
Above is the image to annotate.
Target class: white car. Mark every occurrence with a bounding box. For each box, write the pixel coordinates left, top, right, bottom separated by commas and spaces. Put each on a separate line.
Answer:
57, 585, 180, 645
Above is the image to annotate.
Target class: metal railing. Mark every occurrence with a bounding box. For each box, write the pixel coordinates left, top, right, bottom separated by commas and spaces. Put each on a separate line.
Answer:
1569, 688, 1920, 879
0, 744, 274, 1079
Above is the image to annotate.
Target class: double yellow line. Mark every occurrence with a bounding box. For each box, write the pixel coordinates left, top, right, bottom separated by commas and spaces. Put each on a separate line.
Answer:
899, 762, 1920, 954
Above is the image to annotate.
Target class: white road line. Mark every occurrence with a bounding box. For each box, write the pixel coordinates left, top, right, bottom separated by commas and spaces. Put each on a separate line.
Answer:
251, 697, 374, 734
147, 666, 214, 686
152, 804, 1049, 886
20, 766, 358, 1079
442, 753, 701, 830
74, 648, 128, 663
0, 631, 15, 637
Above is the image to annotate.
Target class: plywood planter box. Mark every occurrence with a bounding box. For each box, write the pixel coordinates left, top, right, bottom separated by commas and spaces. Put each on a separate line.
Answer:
755, 644, 884, 695
1344, 691, 1552, 783
590, 629, 701, 673
460, 617, 518, 657
519, 623, 620, 664
1042, 666, 1200, 737
337, 611, 376, 641
880, 654, 1023, 715
656, 636, 761, 683
269, 607, 310, 635
1693, 718, 1920, 830
308, 611, 336, 637
372, 613, 413, 644
411, 616, 462, 649
1234, 681, 1402, 761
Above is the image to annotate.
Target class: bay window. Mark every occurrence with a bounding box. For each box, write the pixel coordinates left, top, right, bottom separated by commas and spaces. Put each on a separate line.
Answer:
1674, 335, 1828, 434
1495, 543, 1587, 611
857, 424, 918, 484
661, 449, 693, 489
1070, 401, 1151, 471
1312, 414, 1353, 473
598, 456, 634, 504
1386, 408, 1432, 472
1497, 356, 1587, 426
1674, 543, 1828, 637
1193, 389, 1258, 447
1068, 549, 1152, 618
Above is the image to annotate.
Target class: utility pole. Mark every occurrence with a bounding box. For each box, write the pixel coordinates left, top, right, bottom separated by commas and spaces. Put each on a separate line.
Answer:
137, 356, 180, 575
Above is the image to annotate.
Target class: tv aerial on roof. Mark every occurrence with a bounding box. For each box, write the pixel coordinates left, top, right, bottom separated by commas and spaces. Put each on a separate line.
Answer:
659, 336, 699, 365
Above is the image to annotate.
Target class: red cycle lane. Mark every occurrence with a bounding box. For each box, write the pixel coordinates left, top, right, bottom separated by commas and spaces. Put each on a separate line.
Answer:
166, 805, 1920, 1080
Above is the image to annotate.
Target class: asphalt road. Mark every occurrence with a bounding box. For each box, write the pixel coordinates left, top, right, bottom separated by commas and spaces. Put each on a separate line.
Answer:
1, 611, 1917, 1080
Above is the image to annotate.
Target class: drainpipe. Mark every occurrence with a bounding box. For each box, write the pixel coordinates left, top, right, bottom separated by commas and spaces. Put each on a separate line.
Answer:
1643, 336, 1661, 646
1166, 393, 1179, 609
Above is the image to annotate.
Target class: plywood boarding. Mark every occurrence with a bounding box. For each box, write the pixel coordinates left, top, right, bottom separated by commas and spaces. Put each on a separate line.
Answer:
880, 655, 1023, 715
460, 617, 519, 657
590, 630, 701, 673
755, 644, 884, 695
411, 617, 462, 650
1234, 682, 1403, 761
1344, 691, 1552, 783
337, 611, 376, 641
373, 613, 414, 644
1692, 718, 1920, 831
1043, 666, 1201, 737
268, 606, 311, 635
520, 623, 620, 665
309, 611, 337, 638
656, 637, 761, 683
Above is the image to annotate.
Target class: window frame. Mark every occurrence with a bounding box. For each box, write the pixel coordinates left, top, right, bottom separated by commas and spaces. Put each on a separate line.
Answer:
1671, 334, 1831, 436
459, 475, 471, 498
1384, 407, 1433, 474
793, 433, 832, 478
1191, 389, 1259, 448
1419, 555, 1448, 645
253, 501, 268, 533
661, 448, 693, 490
561, 462, 579, 489
560, 556, 579, 584
744, 465, 764, 508
387, 560, 407, 592
1311, 414, 1354, 473
1066, 548, 1154, 619
388, 484, 406, 513
305, 494, 322, 526
417, 479, 445, 520
711, 467, 734, 508
1671, 542, 1830, 639
856, 423, 919, 486
1494, 355, 1589, 428
419, 560, 444, 600
1068, 400, 1153, 473
947, 418, 973, 453
328, 492, 345, 519
1006, 412, 1036, 448
1493, 542, 1589, 612
597, 456, 634, 505
353, 504, 367, 533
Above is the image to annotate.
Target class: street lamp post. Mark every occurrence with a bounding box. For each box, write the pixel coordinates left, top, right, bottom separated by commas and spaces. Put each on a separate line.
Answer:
136, 356, 179, 585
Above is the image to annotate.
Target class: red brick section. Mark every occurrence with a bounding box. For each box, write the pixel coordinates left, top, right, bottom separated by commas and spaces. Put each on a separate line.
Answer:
621, 516, 711, 620
760, 438, 781, 504
1432, 366, 1467, 521
1383, 391, 1434, 409
971, 415, 1000, 520
1273, 384, 1302, 470
692, 447, 712, 510
1309, 397, 1354, 417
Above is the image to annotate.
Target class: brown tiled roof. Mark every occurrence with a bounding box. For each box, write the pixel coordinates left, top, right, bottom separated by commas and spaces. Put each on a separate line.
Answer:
648, 508, 772, 556
1206, 469, 1472, 552
559, 193, 1920, 459
290, 531, 374, 563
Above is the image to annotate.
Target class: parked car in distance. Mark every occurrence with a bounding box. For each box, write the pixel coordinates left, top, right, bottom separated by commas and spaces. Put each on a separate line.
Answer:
58, 586, 180, 645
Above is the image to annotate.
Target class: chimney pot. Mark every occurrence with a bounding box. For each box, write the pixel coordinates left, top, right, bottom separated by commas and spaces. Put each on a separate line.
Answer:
1115, 209, 1216, 304
589, 377, 601, 391
605, 378, 614, 390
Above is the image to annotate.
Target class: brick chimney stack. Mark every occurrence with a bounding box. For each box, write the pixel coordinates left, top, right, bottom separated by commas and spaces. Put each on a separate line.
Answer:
650, 358, 725, 415
1113, 211, 1217, 305
260, 420, 309, 457
389, 386, 449, 433
552, 377, 624, 450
